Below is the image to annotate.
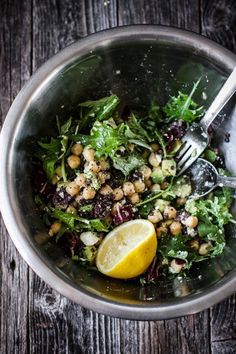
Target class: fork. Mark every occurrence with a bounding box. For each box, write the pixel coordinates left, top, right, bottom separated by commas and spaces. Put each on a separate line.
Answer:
176, 66, 236, 176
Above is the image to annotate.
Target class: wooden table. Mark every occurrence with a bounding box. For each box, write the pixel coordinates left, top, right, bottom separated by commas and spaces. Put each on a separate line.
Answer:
0, 1, 236, 353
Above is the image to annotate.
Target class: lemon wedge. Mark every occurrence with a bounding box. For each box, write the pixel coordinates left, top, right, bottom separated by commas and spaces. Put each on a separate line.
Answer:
96, 219, 157, 279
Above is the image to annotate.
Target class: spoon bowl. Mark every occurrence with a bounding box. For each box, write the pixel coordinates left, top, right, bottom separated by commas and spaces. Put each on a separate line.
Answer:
189, 158, 236, 198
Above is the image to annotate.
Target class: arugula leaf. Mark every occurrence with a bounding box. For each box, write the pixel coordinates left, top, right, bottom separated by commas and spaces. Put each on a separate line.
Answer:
50, 208, 109, 232
56, 116, 73, 135
43, 158, 58, 181
163, 79, 204, 123
125, 114, 151, 143
89, 219, 109, 232
158, 235, 197, 269
38, 138, 61, 152
112, 153, 145, 176
79, 94, 120, 130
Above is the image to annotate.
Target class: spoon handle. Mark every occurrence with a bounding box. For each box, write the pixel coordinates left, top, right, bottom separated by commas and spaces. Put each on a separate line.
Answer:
217, 174, 236, 189
200, 66, 236, 130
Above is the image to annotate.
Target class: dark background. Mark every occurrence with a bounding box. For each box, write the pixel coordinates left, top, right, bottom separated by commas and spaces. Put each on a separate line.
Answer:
0, 1, 236, 353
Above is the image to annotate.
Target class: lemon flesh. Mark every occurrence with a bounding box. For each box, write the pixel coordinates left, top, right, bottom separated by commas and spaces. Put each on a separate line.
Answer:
96, 219, 157, 279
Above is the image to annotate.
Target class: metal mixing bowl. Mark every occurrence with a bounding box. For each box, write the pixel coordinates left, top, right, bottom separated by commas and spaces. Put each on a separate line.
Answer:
0, 25, 236, 320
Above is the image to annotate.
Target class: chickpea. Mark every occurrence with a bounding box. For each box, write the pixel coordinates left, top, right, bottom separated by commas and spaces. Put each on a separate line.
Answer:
66, 205, 77, 214
139, 165, 152, 180
123, 182, 135, 196
75, 194, 83, 203
75, 173, 87, 188
98, 157, 110, 170
51, 175, 60, 185
148, 152, 162, 167
150, 184, 161, 193
133, 180, 146, 193
100, 184, 113, 196
189, 240, 200, 251
83, 147, 95, 162
127, 143, 135, 152
169, 221, 182, 236
198, 243, 210, 256
98, 171, 110, 184
113, 188, 124, 201
160, 181, 169, 190
66, 181, 80, 197
87, 160, 100, 174
49, 221, 61, 237
71, 143, 83, 156
55, 166, 63, 177
164, 206, 177, 220
129, 193, 140, 205
150, 143, 159, 152
148, 210, 163, 224
145, 179, 152, 188
82, 186, 96, 200
67, 155, 81, 169
176, 197, 187, 206
185, 216, 198, 229
156, 226, 167, 238
170, 259, 185, 274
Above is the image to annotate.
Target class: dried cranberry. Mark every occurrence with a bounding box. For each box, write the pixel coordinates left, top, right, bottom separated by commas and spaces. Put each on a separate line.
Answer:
52, 189, 73, 209
175, 258, 186, 265
129, 170, 143, 181
214, 155, 225, 168
33, 169, 55, 197
166, 120, 186, 142
109, 168, 124, 188
113, 204, 134, 225
120, 105, 131, 120
145, 257, 160, 283
69, 233, 82, 256
93, 194, 113, 218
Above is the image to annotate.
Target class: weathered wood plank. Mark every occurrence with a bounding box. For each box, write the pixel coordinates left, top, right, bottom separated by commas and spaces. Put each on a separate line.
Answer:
210, 294, 236, 352
117, 0, 200, 32
32, 0, 118, 71
201, 0, 236, 53
0, 1, 32, 353
29, 1, 118, 354
201, 2, 236, 353
1, 1, 236, 354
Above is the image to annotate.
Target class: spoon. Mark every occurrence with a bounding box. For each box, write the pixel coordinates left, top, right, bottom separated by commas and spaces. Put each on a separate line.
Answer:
188, 158, 236, 199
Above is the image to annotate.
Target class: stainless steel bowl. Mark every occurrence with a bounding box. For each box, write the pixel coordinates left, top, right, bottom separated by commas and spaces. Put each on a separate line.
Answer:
1, 25, 236, 320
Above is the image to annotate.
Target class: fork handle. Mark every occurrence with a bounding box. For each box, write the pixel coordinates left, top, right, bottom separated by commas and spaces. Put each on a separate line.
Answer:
217, 174, 236, 189
200, 66, 236, 130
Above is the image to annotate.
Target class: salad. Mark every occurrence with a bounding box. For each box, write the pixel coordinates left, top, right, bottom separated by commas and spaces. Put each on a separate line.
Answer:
33, 81, 235, 284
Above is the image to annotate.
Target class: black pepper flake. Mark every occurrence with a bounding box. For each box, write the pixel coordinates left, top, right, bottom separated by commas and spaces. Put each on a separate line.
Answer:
224, 132, 230, 143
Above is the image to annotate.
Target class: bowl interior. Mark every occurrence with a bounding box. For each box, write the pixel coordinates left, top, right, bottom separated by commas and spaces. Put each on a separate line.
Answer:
9, 34, 236, 306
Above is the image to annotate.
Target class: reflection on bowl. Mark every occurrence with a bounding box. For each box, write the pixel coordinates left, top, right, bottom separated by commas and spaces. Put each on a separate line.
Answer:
0, 25, 236, 320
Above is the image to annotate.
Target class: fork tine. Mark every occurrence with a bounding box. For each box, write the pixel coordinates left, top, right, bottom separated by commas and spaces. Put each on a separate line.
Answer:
177, 145, 197, 169
177, 154, 199, 176
175, 141, 191, 160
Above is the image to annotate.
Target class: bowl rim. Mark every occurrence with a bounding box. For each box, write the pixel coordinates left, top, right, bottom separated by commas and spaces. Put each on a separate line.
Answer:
0, 24, 236, 320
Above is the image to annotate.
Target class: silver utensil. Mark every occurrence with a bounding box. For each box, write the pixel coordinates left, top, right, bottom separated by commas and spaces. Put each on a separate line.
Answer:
176, 66, 236, 176
189, 158, 236, 198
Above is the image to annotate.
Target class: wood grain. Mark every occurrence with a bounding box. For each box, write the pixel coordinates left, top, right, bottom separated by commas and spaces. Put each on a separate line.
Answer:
0, 1, 32, 353
0, 0, 236, 353
201, 0, 236, 53
118, 0, 200, 32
